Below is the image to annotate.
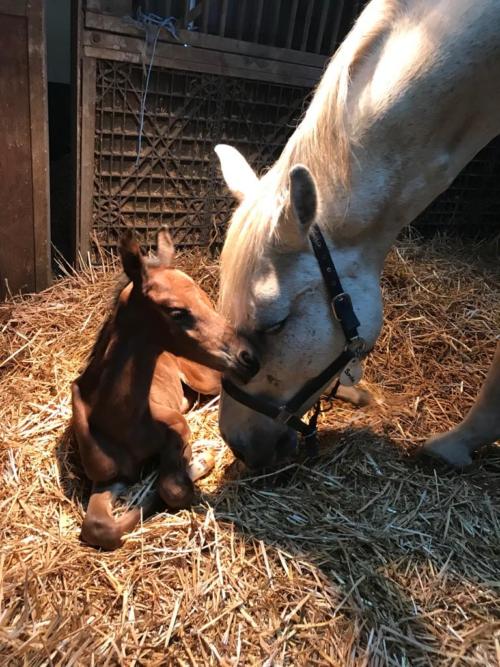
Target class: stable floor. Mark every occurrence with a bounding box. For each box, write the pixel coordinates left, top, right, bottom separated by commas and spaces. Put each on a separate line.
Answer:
1, 235, 499, 666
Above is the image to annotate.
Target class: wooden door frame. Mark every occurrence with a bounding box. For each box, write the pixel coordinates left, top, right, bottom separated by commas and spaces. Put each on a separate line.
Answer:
28, 0, 51, 290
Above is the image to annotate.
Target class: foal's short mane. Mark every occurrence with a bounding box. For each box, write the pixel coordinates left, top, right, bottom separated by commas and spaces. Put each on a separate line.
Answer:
80, 276, 129, 378
220, 0, 405, 323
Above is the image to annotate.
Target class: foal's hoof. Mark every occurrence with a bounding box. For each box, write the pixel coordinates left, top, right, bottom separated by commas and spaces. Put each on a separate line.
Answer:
188, 443, 216, 481
422, 432, 473, 468
159, 474, 194, 509
80, 517, 123, 551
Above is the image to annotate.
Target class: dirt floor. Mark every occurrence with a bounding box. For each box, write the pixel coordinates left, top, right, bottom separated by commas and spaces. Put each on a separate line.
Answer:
1, 234, 499, 666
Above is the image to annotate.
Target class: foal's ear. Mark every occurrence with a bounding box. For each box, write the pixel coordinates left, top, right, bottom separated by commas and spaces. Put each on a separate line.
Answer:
214, 144, 259, 202
119, 231, 144, 283
157, 227, 175, 267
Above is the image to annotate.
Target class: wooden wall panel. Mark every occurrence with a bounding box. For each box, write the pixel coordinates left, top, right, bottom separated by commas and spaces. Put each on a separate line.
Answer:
0, 1, 50, 298
0, 13, 35, 296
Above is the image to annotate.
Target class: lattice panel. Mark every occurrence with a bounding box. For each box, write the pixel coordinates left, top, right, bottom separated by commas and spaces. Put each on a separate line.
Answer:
92, 60, 310, 257
417, 136, 500, 231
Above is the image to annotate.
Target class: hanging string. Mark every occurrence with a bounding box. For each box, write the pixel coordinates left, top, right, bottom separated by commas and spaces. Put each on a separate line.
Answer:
125, 9, 189, 167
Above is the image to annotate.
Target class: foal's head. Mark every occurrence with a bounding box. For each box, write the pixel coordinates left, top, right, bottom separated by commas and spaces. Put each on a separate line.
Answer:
119, 228, 259, 381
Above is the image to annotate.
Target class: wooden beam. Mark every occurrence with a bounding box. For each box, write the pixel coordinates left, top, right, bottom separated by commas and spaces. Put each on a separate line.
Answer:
218, 0, 228, 36
78, 57, 96, 263
182, 0, 189, 29
237, 0, 247, 41
252, 0, 264, 43
27, 0, 51, 290
85, 0, 132, 14
285, 0, 299, 50
83, 33, 323, 87
0, 0, 27, 16
201, 0, 210, 33
84, 11, 326, 68
300, 0, 315, 51
329, 0, 345, 54
270, 0, 281, 46
72, 0, 83, 265
315, 0, 330, 54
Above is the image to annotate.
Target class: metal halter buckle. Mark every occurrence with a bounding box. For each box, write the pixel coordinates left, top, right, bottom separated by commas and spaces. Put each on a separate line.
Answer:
331, 292, 349, 321
347, 336, 366, 357
276, 406, 293, 424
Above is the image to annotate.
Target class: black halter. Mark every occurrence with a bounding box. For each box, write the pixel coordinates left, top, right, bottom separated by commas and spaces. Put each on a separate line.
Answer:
222, 224, 365, 454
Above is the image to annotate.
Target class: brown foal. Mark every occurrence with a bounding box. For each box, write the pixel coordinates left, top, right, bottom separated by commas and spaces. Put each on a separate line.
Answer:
72, 229, 258, 549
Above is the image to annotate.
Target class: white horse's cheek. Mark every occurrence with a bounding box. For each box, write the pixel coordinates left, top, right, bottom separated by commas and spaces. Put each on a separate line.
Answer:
277, 321, 331, 382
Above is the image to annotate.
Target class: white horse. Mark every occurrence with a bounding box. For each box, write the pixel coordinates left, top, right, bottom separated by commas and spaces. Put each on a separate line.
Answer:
215, 0, 500, 470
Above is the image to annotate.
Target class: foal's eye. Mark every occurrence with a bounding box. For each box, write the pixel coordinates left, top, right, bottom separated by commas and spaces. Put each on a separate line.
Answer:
167, 308, 189, 322
261, 317, 288, 335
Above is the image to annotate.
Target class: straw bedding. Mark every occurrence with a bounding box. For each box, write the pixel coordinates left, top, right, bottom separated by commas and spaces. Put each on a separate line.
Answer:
1, 234, 499, 666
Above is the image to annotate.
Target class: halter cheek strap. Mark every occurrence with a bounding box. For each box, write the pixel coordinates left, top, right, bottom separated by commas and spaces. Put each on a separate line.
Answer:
308, 225, 361, 341
222, 348, 354, 437
222, 224, 366, 454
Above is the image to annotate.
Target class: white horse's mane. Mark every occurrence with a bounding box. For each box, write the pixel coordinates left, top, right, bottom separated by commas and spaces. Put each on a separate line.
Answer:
219, 0, 417, 323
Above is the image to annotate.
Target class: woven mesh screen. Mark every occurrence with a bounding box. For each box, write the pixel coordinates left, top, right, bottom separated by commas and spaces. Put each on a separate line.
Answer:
416, 136, 500, 232
92, 59, 499, 258
92, 60, 310, 257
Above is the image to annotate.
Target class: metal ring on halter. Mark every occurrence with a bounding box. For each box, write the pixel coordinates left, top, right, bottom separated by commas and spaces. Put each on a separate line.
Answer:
331, 292, 349, 321
276, 407, 293, 425
347, 336, 366, 356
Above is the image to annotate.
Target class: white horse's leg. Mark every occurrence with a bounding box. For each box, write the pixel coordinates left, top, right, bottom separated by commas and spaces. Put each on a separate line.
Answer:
423, 342, 500, 467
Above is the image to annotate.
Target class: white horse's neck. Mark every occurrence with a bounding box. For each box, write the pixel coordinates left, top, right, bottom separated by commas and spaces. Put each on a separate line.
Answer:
275, 0, 500, 268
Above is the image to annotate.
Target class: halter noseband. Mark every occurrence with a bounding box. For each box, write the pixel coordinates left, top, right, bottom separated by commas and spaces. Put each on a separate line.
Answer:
222, 224, 366, 455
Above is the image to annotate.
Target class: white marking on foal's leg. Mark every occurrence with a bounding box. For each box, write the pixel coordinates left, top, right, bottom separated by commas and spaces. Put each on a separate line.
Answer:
423, 342, 500, 467
187, 440, 216, 481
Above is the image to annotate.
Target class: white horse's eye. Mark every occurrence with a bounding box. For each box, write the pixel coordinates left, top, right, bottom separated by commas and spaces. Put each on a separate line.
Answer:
262, 317, 288, 335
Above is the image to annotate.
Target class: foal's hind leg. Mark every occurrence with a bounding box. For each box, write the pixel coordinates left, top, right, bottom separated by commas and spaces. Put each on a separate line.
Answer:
423, 342, 500, 467
73, 382, 151, 548
81, 482, 158, 550
72, 382, 136, 481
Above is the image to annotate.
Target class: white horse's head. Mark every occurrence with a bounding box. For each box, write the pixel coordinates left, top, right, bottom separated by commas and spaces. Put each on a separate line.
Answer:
216, 145, 384, 468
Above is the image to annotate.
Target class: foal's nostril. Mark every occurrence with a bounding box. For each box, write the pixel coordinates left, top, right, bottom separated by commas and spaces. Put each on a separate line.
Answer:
238, 350, 260, 377
239, 350, 253, 366
238, 348, 260, 375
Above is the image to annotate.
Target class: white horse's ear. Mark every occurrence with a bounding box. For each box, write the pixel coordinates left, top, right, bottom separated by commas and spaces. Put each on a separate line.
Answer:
279, 165, 318, 249
289, 165, 317, 231
215, 144, 259, 202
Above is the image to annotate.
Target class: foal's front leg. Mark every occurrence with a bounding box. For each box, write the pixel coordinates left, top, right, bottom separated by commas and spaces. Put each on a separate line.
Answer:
151, 408, 215, 509
423, 342, 500, 467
